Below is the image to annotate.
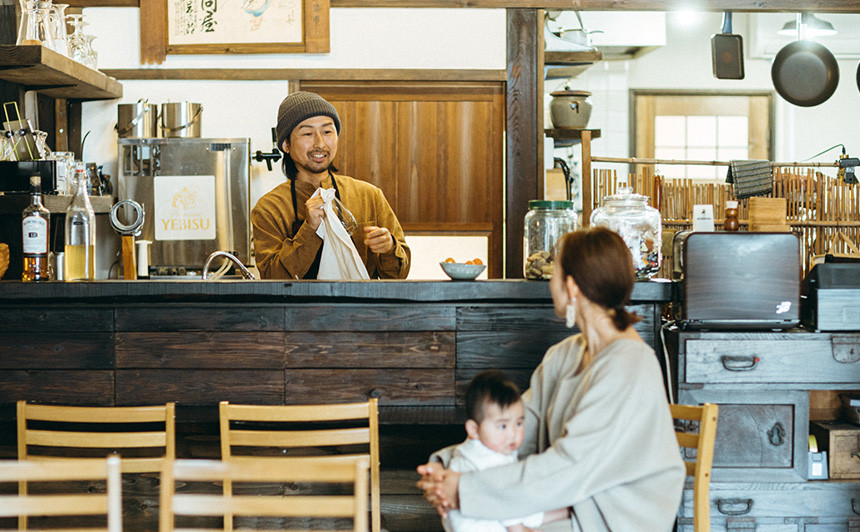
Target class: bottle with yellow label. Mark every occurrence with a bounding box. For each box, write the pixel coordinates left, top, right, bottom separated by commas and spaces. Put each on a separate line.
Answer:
64, 163, 96, 281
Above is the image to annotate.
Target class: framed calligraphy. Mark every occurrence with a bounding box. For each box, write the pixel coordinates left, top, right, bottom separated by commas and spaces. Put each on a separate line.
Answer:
162, 0, 329, 55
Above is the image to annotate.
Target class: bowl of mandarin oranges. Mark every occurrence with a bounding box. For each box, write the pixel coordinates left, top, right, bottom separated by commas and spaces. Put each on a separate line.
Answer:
439, 257, 486, 281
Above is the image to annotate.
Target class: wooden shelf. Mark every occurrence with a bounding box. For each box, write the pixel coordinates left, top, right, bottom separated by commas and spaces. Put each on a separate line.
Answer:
544, 50, 603, 80
0, 193, 114, 214
0, 45, 122, 100
545, 128, 601, 146
544, 50, 603, 65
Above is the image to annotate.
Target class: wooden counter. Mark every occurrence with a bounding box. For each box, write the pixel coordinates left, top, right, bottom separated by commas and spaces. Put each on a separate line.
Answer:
0, 279, 670, 420
0, 279, 670, 531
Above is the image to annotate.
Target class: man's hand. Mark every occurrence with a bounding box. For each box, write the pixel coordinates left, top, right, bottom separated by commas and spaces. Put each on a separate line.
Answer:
364, 226, 395, 254
304, 196, 326, 230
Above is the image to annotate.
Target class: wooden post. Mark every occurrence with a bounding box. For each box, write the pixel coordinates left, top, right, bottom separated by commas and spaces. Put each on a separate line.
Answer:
505, 8, 542, 278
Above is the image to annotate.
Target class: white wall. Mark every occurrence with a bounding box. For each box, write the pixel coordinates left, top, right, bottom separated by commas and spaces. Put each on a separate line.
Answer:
80, 7, 507, 205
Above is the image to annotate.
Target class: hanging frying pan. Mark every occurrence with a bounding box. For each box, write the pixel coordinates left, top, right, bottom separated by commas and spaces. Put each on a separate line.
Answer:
856, 61, 860, 93
771, 39, 839, 107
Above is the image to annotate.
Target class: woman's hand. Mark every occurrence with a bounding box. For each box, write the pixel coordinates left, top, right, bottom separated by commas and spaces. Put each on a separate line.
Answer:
364, 226, 394, 254
305, 196, 325, 230
416, 463, 461, 517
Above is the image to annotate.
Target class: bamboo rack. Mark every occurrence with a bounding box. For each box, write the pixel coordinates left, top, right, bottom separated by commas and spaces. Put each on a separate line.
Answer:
588, 161, 859, 276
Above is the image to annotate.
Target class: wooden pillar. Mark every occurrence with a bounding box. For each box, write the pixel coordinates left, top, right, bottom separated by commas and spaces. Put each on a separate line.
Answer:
505, 8, 543, 279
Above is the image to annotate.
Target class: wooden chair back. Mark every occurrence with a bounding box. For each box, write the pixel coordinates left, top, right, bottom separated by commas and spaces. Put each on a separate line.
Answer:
670, 403, 719, 532
17, 401, 176, 474
0, 456, 122, 532
159, 457, 369, 532
219, 400, 380, 532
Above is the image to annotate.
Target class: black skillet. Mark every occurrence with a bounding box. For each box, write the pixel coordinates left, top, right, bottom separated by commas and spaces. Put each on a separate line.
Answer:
771, 39, 839, 107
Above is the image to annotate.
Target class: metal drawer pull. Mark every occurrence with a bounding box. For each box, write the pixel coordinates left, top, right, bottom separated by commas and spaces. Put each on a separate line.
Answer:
716, 498, 753, 516
853, 498, 860, 515
720, 355, 760, 371
768, 422, 786, 446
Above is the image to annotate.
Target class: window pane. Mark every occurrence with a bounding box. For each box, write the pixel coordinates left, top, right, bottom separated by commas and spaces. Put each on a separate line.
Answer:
688, 164, 718, 180
718, 116, 748, 147
655, 116, 686, 146
686, 116, 716, 147
687, 147, 717, 162
718, 147, 749, 161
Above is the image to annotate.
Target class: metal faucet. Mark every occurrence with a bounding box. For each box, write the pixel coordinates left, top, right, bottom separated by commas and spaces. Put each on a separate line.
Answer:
202, 251, 256, 280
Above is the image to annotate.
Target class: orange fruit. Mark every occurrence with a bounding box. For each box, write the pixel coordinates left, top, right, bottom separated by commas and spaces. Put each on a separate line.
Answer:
465, 260, 474, 265
472, 258, 483, 265
444, 257, 455, 263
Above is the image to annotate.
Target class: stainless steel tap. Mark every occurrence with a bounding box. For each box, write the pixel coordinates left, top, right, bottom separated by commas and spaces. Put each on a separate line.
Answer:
202, 251, 256, 280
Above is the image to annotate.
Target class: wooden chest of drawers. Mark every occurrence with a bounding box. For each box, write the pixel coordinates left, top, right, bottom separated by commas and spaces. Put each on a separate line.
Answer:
669, 329, 860, 530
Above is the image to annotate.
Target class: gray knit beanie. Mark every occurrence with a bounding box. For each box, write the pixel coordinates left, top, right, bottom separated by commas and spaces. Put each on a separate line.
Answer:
275, 91, 341, 150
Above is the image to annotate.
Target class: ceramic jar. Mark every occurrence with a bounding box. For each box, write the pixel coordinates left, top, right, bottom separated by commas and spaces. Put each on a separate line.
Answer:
550, 90, 592, 129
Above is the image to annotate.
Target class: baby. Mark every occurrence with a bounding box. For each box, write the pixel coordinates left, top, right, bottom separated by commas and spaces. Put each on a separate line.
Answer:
443, 370, 567, 532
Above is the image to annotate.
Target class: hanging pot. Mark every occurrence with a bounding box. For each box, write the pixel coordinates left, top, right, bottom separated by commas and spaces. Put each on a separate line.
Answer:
771, 40, 839, 107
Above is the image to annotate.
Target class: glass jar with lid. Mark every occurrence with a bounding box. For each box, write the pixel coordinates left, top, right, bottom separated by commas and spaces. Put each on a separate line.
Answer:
590, 187, 662, 280
523, 200, 578, 280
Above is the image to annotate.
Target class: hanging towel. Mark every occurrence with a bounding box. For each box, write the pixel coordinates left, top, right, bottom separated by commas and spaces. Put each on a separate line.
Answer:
726, 160, 773, 199
313, 188, 370, 280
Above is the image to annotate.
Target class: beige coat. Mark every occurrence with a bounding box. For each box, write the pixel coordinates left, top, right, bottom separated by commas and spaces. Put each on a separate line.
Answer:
251, 173, 410, 279
446, 335, 685, 532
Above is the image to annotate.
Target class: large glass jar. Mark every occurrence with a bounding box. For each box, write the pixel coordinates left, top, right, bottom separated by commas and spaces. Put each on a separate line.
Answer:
590, 187, 662, 280
524, 200, 578, 280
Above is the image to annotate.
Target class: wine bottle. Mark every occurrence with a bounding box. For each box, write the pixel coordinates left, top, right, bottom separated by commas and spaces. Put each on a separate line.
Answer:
22, 175, 50, 282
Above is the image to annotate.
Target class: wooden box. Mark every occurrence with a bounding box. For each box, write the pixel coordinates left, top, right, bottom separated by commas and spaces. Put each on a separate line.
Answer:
811, 421, 860, 479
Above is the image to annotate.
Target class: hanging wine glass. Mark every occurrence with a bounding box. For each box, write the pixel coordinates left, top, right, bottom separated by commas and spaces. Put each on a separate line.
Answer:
83, 34, 98, 69
49, 3, 69, 56
66, 14, 89, 65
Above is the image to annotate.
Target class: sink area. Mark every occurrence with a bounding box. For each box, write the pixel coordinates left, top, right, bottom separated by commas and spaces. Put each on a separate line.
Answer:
202, 251, 257, 280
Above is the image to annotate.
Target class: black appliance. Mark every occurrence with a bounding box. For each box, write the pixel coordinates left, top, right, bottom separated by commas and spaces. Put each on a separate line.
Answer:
801, 262, 860, 331
677, 232, 800, 330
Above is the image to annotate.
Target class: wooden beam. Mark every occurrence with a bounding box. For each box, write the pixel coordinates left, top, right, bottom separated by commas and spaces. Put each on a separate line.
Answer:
331, 0, 860, 12
505, 8, 542, 279
102, 68, 506, 81
66, 0, 860, 11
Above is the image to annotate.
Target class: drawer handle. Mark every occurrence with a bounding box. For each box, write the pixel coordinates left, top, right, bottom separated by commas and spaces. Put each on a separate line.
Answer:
768, 422, 786, 446
720, 355, 760, 371
716, 498, 753, 516
853, 498, 860, 515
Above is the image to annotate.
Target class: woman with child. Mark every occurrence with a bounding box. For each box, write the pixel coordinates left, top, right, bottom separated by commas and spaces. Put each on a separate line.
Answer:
417, 227, 685, 532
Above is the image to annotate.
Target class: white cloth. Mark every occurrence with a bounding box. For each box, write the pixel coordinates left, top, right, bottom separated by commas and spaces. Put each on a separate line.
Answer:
313, 187, 369, 280
443, 439, 544, 532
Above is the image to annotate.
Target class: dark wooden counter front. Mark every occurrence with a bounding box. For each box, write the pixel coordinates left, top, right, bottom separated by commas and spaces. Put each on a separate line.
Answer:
0, 279, 670, 421
0, 279, 670, 530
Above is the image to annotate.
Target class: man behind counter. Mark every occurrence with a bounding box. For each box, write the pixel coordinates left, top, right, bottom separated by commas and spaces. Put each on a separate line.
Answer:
251, 91, 411, 279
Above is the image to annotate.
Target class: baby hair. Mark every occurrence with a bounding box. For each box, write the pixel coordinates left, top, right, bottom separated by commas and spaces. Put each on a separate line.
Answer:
465, 370, 522, 424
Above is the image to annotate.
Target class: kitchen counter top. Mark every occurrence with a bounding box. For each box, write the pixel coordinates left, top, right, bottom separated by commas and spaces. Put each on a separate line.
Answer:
0, 278, 672, 304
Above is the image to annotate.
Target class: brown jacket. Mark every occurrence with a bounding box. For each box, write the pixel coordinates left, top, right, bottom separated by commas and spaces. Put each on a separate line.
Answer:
251, 173, 410, 279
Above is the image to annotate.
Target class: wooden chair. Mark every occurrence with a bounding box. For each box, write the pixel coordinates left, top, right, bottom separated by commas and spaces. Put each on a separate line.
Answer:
0, 456, 122, 532
219, 400, 380, 532
17, 401, 176, 529
17, 401, 176, 472
159, 457, 369, 532
670, 403, 719, 532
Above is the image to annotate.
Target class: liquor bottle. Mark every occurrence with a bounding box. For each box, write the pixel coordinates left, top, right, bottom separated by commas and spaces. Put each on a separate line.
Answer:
64, 163, 96, 281
22, 175, 50, 281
